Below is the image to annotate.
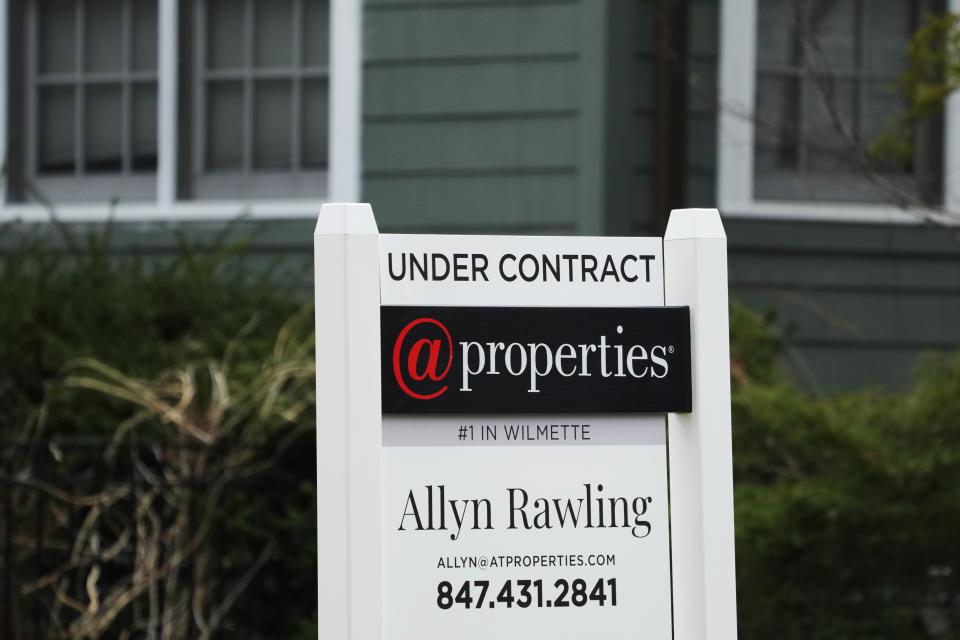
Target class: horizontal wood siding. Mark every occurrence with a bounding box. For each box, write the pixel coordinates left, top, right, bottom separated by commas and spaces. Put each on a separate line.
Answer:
726, 219, 960, 392
363, 0, 587, 234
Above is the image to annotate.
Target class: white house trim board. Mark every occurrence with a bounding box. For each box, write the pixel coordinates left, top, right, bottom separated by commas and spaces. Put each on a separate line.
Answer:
717, 0, 956, 224
157, 0, 177, 208
1, 199, 330, 223
947, 0, 960, 214
328, 0, 362, 203
717, 0, 756, 219
717, 200, 928, 225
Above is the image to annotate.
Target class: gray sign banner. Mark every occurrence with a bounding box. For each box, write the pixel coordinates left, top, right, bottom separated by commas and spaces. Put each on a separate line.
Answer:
382, 415, 666, 447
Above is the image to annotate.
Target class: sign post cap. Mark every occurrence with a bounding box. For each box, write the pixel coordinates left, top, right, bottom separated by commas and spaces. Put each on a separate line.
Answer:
664, 208, 725, 241
315, 202, 379, 236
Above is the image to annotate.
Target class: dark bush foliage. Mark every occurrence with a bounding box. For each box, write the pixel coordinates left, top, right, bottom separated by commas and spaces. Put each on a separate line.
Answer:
2, 221, 958, 639
0, 220, 316, 639
731, 304, 960, 639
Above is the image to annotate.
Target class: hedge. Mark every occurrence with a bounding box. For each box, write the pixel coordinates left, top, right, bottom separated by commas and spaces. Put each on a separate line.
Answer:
1, 221, 957, 638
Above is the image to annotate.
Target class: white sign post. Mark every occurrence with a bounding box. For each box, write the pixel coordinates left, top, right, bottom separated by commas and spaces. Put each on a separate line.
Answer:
664, 211, 739, 640
315, 204, 737, 640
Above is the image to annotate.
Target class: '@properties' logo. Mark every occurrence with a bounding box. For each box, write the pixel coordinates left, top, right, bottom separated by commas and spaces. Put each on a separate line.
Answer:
392, 317, 453, 400
381, 306, 693, 414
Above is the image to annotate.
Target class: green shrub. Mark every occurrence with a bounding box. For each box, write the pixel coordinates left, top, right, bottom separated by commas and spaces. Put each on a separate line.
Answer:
0, 221, 317, 639
731, 306, 960, 639
3, 224, 958, 639
0, 220, 303, 438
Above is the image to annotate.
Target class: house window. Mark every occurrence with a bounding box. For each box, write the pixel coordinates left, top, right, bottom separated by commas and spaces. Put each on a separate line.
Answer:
754, 0, 942, 203
3, 0, 354, 217
22, 0, 158, 202
719, 0, 949, 220
189, 0, 329, 199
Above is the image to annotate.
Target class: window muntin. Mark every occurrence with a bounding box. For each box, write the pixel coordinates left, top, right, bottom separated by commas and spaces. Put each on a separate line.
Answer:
191, 0, 329, 199
752, 0, 943, 205
24, 0, 158, 202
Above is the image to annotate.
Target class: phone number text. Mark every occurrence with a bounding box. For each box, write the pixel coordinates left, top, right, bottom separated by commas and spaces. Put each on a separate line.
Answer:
437, 578, 617, 610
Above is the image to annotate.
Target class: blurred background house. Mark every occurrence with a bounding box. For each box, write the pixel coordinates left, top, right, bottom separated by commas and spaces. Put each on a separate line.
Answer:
1, 0, 958, 393
3, 2, 960, 638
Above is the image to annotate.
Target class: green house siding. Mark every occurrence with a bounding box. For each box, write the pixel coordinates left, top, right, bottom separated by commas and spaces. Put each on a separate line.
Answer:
362, 0, 610, 235
726, 219, 960, 392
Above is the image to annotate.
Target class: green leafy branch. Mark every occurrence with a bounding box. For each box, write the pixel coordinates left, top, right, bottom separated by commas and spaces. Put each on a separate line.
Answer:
870, 12, 960, 165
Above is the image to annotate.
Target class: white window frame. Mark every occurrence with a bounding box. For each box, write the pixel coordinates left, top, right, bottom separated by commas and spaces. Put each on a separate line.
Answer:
0, 0, 361, 222
718, 0, 960, 225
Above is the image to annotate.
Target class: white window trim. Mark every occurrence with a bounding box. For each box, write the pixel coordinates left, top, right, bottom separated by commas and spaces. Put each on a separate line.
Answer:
0, 0, 7, 208
0, 0, 361, 223
1, 198, 332, 221
718, 0, 960, 225
947, 0, 960, 215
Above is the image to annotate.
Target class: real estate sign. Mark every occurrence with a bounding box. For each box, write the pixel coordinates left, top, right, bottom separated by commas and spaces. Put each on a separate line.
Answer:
316, 205, 738, 640
379, 234, 689, 639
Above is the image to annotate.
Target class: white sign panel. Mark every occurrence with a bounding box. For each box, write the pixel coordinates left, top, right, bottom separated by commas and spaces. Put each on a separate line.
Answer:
382, 416, 672, 639
379, 234, 674, 639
